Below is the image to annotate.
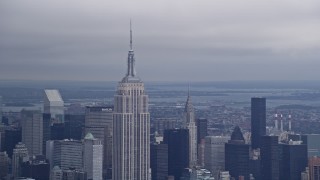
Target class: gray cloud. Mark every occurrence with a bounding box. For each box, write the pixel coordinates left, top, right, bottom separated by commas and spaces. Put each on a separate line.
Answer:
0, 0, 320, 81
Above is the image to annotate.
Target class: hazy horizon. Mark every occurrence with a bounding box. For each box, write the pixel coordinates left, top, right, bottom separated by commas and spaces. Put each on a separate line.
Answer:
2, 79, 320, 90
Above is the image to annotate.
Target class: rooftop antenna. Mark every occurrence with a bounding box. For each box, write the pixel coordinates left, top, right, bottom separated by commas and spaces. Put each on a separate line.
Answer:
288, 114, 292, 132
130, 19, 133, 50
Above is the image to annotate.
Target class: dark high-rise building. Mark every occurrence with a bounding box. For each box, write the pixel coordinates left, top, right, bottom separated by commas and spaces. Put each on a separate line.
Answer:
21, 155, 50, 180
151, 143, 168, 180
250, 158, 261, 180
196, 118, 208, 144
251, 97, 266, 149
0, 131, 4, 151
288, 134, 320, 158
47, 114, 85, 146
261, 136, 280, 180
51, 123, 65, 140
196, 118, 208, 167
154, 118, 177, 135
163, 129, 189, 180
225, 126, 250, 180
4, 128, 21, 158
42, 113, 51, 155
64, 114, 85, 140
279, 142, 308, 180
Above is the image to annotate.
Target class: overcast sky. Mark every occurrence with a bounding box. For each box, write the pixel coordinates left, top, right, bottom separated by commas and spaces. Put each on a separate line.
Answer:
0, 0, 320, 82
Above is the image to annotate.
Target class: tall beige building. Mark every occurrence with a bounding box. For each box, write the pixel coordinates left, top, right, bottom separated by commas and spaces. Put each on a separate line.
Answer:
83, 133, 103, 180
85, 105, 113, 177
112, 23, 150, 180
21, 110, 43, 156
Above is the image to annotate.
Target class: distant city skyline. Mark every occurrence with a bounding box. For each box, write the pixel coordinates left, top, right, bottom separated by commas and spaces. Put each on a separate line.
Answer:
1, 0, 320, 81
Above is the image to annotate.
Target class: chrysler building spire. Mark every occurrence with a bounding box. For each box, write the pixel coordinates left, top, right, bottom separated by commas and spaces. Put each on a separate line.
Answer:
185, 86, 194, 123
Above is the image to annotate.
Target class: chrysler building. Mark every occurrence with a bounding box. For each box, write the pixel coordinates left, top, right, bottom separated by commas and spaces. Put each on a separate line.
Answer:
184, 88, 197, 167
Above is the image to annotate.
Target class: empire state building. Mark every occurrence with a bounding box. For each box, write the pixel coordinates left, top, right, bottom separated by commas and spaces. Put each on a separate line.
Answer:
112, 23, 150, 180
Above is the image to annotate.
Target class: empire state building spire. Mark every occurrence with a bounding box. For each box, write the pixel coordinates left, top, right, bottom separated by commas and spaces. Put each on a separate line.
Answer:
130, 20, 133, 50
122, 20, 140, 82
